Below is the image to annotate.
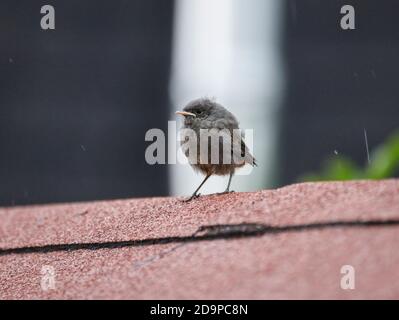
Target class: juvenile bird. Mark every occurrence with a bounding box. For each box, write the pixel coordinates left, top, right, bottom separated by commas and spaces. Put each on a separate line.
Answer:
176, 98, 257, 201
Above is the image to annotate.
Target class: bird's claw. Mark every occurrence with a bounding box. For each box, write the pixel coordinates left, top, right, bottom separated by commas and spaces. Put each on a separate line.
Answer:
182, 193, 201, 202
217, 190, 235, 196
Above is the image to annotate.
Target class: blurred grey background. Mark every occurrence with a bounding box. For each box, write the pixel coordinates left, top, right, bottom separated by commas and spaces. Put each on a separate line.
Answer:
1, 0, 398, 206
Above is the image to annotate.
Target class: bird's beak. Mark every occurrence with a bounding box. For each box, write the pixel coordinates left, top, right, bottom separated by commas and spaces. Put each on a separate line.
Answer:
175, 111, 196, 117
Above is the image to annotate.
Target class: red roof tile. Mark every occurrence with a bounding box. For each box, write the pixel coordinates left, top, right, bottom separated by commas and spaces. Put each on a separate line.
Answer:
1, 180, 399, 299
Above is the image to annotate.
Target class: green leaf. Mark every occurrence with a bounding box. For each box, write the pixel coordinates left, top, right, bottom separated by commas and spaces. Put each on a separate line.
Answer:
298, 130, 399, 182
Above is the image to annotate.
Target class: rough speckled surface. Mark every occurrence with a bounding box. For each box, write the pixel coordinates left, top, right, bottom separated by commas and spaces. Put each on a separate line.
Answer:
1, 180, 399, 299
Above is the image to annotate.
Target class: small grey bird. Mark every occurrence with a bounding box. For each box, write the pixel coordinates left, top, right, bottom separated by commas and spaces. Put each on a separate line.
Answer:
176, 98, 257, 201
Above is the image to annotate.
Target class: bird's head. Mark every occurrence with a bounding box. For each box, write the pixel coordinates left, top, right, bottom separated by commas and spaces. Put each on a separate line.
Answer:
176, 98, 219, 128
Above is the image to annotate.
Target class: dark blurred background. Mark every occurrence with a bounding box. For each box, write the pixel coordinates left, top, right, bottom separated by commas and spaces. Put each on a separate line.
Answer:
0, 0, 173, 205
1, 0, 398, 206
278, 0, 399, 184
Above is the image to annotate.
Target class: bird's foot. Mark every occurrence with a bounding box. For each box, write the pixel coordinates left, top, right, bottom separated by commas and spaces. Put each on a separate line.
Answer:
182, 193, 201, 202
216, 190, 235, 196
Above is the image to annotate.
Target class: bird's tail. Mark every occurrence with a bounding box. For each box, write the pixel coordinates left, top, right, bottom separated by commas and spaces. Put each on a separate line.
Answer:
244, 152, 257, 167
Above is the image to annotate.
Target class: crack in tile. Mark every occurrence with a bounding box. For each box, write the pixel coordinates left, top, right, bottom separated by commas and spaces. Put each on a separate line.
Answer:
1, 218, 399, 256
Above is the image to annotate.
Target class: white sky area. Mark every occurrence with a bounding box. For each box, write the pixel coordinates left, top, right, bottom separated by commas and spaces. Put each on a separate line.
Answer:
169, 0, 284, 196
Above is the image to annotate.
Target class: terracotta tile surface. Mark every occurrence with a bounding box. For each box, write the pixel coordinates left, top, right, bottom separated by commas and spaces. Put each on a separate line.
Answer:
1, 180, 398, 299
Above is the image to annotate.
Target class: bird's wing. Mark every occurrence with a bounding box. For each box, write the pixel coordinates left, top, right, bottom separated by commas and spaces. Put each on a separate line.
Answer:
232, 130, 257, 167
212, 119, 257, 167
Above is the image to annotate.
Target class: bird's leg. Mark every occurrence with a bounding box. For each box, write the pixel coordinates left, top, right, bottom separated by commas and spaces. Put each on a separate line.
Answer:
183, 174, 212, 202
217, 172, 235, 195
225, 171, 234, 193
